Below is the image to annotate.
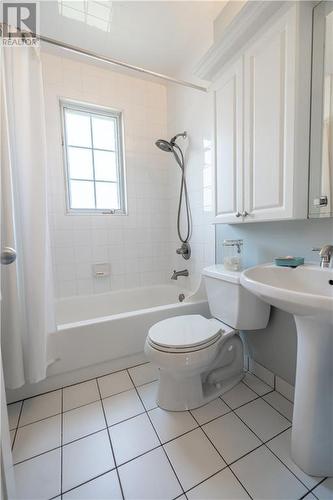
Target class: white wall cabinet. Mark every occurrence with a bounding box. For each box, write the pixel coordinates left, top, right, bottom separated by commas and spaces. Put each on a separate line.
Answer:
215, 59, 243, 221
212, 3, 312, 224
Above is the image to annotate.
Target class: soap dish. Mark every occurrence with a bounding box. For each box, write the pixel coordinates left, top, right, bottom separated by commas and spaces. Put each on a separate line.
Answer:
275, 257, 304, 268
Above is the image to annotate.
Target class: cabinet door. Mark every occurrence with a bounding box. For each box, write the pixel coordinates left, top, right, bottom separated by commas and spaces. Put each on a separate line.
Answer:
243, 8, 296, 221
215, 58, 243, 223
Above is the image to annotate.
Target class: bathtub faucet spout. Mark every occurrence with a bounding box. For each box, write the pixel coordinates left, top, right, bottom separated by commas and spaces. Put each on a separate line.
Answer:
171, 269, 189, 280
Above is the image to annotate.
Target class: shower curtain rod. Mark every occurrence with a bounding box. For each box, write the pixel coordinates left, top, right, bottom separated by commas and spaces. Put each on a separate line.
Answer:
0, 23, 207, 93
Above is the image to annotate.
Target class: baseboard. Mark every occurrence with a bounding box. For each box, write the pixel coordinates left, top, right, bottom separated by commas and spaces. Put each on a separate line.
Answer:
248, 358, 295, 402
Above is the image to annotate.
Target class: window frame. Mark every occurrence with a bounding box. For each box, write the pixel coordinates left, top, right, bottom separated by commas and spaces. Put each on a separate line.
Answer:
60, 98, 127, 216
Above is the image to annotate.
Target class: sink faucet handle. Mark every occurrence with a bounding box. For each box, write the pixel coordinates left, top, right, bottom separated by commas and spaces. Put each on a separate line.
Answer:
312, 244, 333, 268
319, 244, 333, 255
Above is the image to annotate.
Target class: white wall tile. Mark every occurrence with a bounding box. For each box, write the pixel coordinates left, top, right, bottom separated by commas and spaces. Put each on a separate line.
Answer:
43, 51, 215, 299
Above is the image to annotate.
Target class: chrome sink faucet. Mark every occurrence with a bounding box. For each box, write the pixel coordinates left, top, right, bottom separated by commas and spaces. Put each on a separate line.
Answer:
171, 269, 189, 280
312, 244, 333, 268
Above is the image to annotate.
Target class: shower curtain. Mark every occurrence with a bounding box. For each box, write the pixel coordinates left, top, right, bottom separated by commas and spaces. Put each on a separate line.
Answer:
1, 45, 56, 389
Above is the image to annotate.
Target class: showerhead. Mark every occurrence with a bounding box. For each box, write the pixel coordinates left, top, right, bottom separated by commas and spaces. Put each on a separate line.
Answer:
155, 139, 174, 153
155, 131, 187, 153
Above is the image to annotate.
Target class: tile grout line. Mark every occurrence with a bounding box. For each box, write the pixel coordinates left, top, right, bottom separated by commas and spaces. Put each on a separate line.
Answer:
224, 403, 310, 494
13, 445, 63, 467
220, 397, 313, 496
11, 400, 24, 451
126, 369, 188, 500
9, 370, 270, 429
11, 365, 319, 500
12, 400, 266, 468
10, 372, 296, 475
14, 378, 158, 431
96, 377, 125, 500
302, 476, 328, 499
249, 363, 295, 403
7, 360, 152, 406
262, 441, 319, 494
60, 467, 118, 497
261, 394, 293, 423
188, 408, 254, 500
241, 378, 274, 397
11, 375, 292, 468
16, 397, 146, 433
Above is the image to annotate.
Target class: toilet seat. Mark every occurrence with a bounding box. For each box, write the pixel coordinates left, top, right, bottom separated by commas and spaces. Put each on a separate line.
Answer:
148, 315, 233, 354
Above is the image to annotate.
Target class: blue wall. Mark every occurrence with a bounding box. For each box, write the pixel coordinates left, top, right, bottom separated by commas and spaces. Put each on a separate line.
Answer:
215, 218, 333, 384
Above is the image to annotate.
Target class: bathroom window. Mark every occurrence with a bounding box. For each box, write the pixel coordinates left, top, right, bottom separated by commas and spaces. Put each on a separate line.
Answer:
61, 99, 126, 214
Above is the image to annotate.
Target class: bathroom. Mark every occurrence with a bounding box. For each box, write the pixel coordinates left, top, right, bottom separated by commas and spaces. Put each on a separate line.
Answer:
1, 1, 332, 499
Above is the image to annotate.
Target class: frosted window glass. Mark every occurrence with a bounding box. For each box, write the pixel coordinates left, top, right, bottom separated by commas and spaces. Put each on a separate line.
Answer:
94, 150, 117, 181
92, 116, 116, 150
65, 110, 91, 147
70, 180, 95, 209
96, 182, 119, 209
68, 147, 93, 180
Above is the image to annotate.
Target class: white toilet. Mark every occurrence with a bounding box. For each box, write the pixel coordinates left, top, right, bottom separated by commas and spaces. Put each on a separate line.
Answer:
144, 265, 270, 411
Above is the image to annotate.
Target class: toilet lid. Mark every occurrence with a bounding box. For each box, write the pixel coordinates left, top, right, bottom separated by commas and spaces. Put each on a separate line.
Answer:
148, 315, 223, 349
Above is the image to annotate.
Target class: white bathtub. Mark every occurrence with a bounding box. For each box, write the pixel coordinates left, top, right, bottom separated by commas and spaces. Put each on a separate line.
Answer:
48, 284, 210, 377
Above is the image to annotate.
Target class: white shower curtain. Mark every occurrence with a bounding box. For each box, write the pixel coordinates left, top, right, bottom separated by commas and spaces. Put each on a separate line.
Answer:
1, 45, 56, 389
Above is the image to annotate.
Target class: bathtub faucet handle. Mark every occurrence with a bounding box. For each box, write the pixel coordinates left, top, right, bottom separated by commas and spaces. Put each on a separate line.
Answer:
176, 242, 191, 260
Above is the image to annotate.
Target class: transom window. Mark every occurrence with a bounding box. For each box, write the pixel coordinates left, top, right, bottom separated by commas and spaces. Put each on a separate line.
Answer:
61, 99, 126, 214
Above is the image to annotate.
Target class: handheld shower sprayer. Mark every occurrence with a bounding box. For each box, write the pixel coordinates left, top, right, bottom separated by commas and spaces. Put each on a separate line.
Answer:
155, 132, 191, 260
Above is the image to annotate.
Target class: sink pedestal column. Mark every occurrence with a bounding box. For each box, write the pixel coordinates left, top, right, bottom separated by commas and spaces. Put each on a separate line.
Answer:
292, 315, 333, 477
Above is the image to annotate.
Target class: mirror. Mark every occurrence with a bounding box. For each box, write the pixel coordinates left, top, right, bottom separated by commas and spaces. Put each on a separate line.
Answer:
309, 1, 333, 218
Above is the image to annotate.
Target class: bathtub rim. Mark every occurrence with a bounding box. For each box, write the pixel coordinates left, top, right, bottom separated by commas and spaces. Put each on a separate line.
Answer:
57, 298, 209, 331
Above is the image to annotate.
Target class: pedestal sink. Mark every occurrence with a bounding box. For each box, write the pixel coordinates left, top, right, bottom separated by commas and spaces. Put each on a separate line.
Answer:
241, 264, 333, 477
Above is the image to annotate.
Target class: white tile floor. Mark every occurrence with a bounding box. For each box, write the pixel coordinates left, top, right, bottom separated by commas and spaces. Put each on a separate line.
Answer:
8, 362, 332, 500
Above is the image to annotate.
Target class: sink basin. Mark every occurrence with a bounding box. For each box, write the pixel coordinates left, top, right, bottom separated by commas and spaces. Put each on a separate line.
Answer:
241, 263, 333, 477
241, 264, 333, 322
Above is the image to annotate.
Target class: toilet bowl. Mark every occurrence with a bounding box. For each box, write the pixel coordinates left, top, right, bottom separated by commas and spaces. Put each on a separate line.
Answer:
145, 315, 244, 410
145, 265, 270, 411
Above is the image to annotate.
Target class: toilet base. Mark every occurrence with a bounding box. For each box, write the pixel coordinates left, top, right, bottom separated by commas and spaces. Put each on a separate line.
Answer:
157, 369, 244, 411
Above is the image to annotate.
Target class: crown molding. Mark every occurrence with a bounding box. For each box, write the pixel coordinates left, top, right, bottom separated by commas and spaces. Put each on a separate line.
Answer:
194, 1, 286, 81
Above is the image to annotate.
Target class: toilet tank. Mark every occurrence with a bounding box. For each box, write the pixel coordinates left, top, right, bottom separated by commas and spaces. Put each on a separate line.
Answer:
202, 265, 270, 330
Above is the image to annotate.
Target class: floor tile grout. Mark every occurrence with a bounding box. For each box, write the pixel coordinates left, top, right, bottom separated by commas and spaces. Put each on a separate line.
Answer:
11, 375, 293, 467
261, 394, 293, 423
96, 377, 125, 500
188, 408, 254, 500
60, 466, 117, 497
241, 375, 273, 396
223, 406, 309, 495
228, 465, 254, 500
10, 400, 23, 451
7, 371, 274, 430
14, 382, 158, 432
126, 368, 188, 500
11, 364, 323, 500
13, 444, 62, 466
262, 441, 318, 493
7, 360, 152, 406
303, 477, 328, 499
14, 384, 262, 438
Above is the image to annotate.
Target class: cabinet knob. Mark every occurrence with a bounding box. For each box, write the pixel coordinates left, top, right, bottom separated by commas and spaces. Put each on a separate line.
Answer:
242, 211, 249, 217
235, 211, 241, 218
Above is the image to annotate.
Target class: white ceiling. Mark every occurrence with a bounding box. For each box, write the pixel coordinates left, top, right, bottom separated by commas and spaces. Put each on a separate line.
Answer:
39, 1, 226, 79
